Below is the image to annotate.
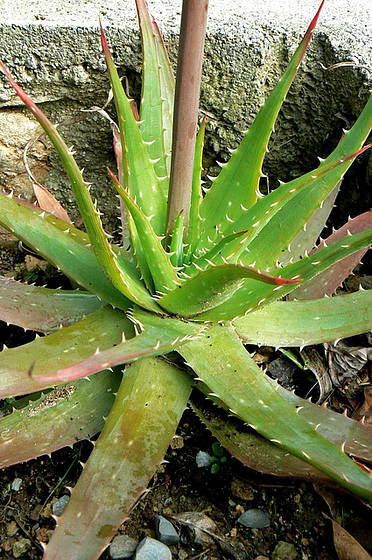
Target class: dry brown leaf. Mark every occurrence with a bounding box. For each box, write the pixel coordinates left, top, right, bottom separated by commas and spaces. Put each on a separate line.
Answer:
352, 387, 372, 427
33, 184, 72, 224
325, 514, 372, 560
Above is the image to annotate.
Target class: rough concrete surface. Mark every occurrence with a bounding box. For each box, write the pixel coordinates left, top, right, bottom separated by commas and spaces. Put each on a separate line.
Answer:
0, 0, 370, 228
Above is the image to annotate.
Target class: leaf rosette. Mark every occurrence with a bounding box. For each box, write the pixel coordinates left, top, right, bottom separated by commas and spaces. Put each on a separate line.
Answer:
0, 1, 371, 558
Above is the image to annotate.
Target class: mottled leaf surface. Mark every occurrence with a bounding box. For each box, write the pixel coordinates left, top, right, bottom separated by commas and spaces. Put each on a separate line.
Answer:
32, 307, 204, 384
0, 307, 132, 398
181, 325, 372, 501
43, 358, 191, 560
0, 370, 120, 468
0, 276, 103, 332
233, 289, 372, 347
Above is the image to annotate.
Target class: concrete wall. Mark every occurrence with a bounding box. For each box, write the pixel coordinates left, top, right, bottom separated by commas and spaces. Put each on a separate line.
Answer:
0, 0, 371, 231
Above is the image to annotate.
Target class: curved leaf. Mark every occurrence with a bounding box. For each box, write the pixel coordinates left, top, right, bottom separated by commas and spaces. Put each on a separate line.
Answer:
109, 169, 179, 293
0, 370, 120, 469
159, 263, 299, 317
197, 228, 372, 320
0, 62, 159, 311
290, 210, 372, 299
181, 325, 372, 501
137, 0, 175, 191
43, 357, 191, 560
0, 306, 132, 398
233, 289, 372, 347
192, 397, 332, 483
198, 1, 325, 248
32, 307, 205, 384
0, 193, 130, 311
100, 24, 167, 236
0, 276, 103, 332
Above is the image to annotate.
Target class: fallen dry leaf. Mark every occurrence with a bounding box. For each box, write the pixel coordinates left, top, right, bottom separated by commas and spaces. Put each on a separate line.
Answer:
325, 514, 372, 560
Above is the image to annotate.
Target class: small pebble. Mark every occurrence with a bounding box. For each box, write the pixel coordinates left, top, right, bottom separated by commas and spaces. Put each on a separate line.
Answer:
134, 536, 172, 560
195, 450, 211, 467
271, 541, 298, 560
52, 495, 70, 517
11, 478, 22, 492
155, 515, 179, 545
109, 535, 138, 559
6, 521, 17, 537
12, 538, 31, 558
238, 509, 270, 529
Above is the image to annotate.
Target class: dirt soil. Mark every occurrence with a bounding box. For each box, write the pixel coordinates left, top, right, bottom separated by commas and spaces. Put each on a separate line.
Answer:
0, 248, 371, 560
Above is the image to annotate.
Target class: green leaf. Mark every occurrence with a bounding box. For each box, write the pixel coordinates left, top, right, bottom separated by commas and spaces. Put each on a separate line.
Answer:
195, 372, 372, 464
0, 306, 132, 398
192, 397, 331, 482
233, 289, 372, 347
181, 324, 372, 501
43, 357, 192, 560
198, 1, 325, 249
278, 181, 341, 267
185, 116, 206, 261
127, 212, 155, 292
0, 63, 160, 312
169, 211, 185, 267
289, 210, 372, 299
137, 0, 175, 192
30, 305, 204, 384
182, 228, 250, 280
109, 169, 180, 293
196, 228, 372, 320
100, 24, 167, 236
159, 263, 299, 317
0, 370, 120, 469
0, 193, 130, 311
232, 144, 371, 270
0, 276, 103, 333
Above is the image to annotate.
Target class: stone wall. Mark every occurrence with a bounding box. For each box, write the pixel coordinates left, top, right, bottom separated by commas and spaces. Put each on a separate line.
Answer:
0, 0, 371, 231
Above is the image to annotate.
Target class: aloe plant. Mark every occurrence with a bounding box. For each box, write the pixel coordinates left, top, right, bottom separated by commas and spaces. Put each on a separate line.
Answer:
0, 0, 371, 558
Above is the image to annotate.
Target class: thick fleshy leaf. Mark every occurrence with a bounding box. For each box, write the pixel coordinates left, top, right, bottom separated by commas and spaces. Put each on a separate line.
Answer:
198, 1, 325, 249
169, 211, 184, 267
43, 357, 192, 560
192, 397, 332, 483
181, 325, 372, 501
278, 181, 341, 267
233, 289, 372, 347
127, 212, 154, 292
0, 62, 159, 311
236, 145, 371, 270
109, 169, 179, 293
196, 228, 372, 320
0, 306, 132, 398
196, 375, 372, 463
137, 0, 175, 191
181, 229, 250, 281
0, 193, 130, 310
274, 382, 372, 463
100, 24, 167, 236
185, 116, 206, 261
158, 263, 299, 317
0, 370, 120, 469
194, 376, 372, 467
290, 211, 372, 299
0, 276, 103, 332
150, 12, 175, 180
31, 306, 205, 384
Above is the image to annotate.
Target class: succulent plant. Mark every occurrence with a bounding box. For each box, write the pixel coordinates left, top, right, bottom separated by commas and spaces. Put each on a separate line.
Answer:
0, 0, 371, 558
